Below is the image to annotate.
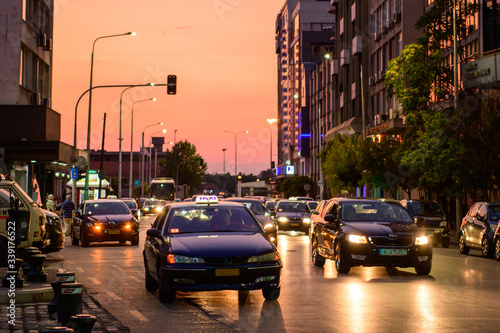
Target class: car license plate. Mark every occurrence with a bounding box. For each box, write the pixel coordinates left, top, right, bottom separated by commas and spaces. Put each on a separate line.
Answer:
290, 223, 300, 227
215, 268, 239, 277
379, 249, 407, 256
108, 230, 120, 235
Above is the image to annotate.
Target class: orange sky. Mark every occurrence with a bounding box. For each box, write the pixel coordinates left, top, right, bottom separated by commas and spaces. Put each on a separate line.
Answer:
52, 0, 284, 175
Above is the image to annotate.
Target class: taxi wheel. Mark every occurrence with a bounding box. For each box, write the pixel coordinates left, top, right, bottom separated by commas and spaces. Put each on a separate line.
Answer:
262, 287, 280, 301
335, 242, 350, 274
311, 243, 325, 267
458, 233, 470, 255
494, 238, 500, 261
415, 263, 431, 275
71, 230, 79, 246
481, 236, 493, 258
158, 279, 176, 303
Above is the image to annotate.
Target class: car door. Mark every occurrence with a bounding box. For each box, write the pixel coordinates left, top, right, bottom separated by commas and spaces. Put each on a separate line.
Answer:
316, 201, 338, 259
471, 203, 489, 246
145, 208, 169, 279
462, 203, 479, 247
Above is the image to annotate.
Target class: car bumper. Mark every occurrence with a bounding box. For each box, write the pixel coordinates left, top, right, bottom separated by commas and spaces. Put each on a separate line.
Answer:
160, 262, 282, 292
346, 243, 433, 268
276, 220, 309, 232
421, 228, 450, 242
86, 228, 139, 241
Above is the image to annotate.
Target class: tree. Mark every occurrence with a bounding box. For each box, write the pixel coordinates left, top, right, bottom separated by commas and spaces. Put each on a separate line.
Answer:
280, 176, 314, 199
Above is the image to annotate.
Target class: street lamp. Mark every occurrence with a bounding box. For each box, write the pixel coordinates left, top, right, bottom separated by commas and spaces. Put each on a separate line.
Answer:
84, 31, 135, 200
142, 122, 163, 196
149, 129, 167, 184
129, 98, 156, 198
119, 84, 154, 198
224, 130, 248, 196
266, 119, 277, 170
222, 148, 227, 174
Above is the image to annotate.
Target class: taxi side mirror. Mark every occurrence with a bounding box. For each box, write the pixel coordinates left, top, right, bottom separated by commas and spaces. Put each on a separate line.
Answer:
324, 214, 337, 223
146, 228, 162, 238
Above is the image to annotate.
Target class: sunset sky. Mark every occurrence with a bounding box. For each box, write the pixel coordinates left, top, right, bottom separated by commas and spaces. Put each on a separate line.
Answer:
52, 0, 284, 175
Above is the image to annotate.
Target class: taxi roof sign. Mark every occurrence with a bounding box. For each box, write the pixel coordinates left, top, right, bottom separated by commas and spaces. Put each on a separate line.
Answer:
195, 195, 219, 204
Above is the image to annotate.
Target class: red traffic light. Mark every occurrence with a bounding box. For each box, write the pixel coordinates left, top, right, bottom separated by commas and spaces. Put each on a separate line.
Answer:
167, 75, 177, 95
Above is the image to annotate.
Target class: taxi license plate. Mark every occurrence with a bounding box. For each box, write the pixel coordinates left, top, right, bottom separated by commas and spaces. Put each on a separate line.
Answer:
215, 268, 240, 277
108, 230, 120, 235
290, 223, 300, 227
379, 249, 407, 256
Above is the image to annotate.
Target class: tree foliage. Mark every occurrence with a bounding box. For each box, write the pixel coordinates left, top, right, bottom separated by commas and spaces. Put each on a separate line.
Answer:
280, 176, 314, 199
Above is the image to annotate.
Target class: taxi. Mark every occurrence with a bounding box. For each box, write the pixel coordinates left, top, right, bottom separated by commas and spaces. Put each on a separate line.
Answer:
143, 195, 282, 303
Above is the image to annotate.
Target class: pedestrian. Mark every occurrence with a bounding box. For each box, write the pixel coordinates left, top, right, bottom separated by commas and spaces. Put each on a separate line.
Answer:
46, 194, 56, 212
61, 194, 76, 236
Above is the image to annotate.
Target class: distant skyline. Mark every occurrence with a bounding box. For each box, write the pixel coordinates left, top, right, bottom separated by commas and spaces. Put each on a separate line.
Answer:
53, 0, 284, 175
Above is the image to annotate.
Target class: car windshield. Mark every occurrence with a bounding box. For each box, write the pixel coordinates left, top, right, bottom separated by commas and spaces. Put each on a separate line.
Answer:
341, 202, 413, 223
489, 205, 500, 221
84, 202, 130, 215
145, 200, 165, 207
166, 206, 261, 234
307, 202, 319, 210
231, 201, 266, 215
277, 201, 309, 213
265, 201, 278, 210
123, 201, 137, 209
407, 201, 443, 217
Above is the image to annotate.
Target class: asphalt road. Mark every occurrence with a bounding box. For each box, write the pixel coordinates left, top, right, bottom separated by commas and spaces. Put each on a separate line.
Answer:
49, 215, 500, 333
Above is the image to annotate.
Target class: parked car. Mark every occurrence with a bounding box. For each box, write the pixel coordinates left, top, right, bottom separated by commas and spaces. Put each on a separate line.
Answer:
41, 209, 65, 253
142, 199, 166, 215
459, 201, 500, 257
400, 199, 450, 248
310, 198, 433, 275
143, 196, 282, 303
222, 197, 278, 245
270, 200, 311, 234
71, 199, 139, 247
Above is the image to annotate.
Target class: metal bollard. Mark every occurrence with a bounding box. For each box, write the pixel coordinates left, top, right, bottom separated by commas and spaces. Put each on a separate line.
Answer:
58, 283, 83, 326
2, 258, 23, 288
49, 272, 76, 315
39, 327, 74, 332
66, 314, 97, 333
27, 254, 48, 282
23, 249, 41, 275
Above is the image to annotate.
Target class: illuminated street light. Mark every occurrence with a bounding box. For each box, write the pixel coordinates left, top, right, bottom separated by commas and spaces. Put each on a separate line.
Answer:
224, 130, 248, 196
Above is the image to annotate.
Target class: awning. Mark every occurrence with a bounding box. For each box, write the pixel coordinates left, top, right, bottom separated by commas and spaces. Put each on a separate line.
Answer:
324, 117, 361, 142
67, 179, 110, 188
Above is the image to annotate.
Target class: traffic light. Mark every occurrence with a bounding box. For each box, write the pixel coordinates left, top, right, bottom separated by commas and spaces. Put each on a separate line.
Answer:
78, 170, 86, 180
271, 161, 275, 169
167, 75, 177, 95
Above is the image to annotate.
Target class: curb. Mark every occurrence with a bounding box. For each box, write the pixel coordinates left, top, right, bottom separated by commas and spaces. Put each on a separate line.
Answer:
0, 284, 54, 304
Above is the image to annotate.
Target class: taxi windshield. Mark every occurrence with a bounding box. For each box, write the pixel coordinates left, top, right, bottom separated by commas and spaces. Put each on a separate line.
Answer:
167, 206, 261, 234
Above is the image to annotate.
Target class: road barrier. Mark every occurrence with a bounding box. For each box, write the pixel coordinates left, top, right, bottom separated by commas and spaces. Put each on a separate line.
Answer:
48, 272, 75, 315
58, 283, 83, 325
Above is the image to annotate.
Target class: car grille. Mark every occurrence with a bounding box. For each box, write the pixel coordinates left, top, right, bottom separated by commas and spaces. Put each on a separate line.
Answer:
369, 236, 413, 247
203, 257, 249, 266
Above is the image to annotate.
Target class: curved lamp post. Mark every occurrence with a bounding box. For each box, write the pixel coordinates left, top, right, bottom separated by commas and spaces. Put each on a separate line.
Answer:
141, 122, 163, 196
84, 31, 135, 200
224, 130, 248, 196
129, 98, 156, 198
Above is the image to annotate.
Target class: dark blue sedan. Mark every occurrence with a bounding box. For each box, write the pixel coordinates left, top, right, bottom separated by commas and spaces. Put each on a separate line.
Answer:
143, 196, 282, 303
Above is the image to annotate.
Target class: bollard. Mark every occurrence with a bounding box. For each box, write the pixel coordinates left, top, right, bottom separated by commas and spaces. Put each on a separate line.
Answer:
66, 314, 97, 333
49, 272, 76, 315
58, 283, 83, 326
23, 249, 41, 275
39, 327, 74, 332
27, 254, 48, 282
2, 258, 23, 288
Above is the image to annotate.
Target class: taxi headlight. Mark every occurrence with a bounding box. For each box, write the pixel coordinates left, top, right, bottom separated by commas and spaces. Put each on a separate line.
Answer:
415, 236, 429, 245
264, 223, 275, 230
440, 221, 447, 227
348, 234, 368, 244
167, 254, 205, 264
278, 217, 288, 222
248, 251, 280, 263
144, 207, 150, 211
156, 207, 162, 212
303, 217, 311, 223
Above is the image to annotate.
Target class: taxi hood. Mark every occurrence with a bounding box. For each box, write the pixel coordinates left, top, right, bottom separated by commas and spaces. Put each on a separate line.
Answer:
170, 232, 275, 257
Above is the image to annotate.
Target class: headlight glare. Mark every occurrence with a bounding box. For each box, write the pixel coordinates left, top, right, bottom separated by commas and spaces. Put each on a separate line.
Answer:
278, 217, 288, 222
415, 236, 429, 245
348, 234, 368, 244
303, 217, 311, 223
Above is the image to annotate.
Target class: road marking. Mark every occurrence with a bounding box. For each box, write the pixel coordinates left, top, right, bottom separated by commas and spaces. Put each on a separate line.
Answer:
106, 291, 122, 300
89, 278, 101, 285
130, 310, 148, 322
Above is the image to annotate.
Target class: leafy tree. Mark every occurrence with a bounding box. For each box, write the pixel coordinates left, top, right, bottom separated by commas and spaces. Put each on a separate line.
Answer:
280, 176, 314, 199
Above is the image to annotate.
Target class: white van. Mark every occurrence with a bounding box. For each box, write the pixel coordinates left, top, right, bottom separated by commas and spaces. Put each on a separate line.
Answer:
0, 180, 50, 266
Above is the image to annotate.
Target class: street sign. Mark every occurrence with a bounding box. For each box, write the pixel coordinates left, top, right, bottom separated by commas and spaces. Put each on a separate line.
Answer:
317, 180, 325, 187
69, 167, 78, 179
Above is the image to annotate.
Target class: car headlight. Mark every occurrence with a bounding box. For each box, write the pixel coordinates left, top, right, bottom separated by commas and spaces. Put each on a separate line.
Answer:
278, 217, 288, 222
144, 207, 150, 211
439, 221, 447, 227
348, 234, 368, 244
156, 207, 162, 212
248, 251, 280, 263
303, 217, 311, 223
415, 236, 429, 245
167, 254, 205, 264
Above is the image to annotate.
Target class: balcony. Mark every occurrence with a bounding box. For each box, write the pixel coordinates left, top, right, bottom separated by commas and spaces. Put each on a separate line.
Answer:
352, 36, 362, 55
340, 49, 349, 66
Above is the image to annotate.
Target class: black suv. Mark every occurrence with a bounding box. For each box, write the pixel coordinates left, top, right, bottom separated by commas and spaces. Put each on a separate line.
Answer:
400, 200, 450, 248
310, 198, 433, 275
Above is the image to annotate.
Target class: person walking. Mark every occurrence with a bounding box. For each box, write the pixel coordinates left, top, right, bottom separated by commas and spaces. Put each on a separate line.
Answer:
61, 194, 76, 236
46, 194, 56, 212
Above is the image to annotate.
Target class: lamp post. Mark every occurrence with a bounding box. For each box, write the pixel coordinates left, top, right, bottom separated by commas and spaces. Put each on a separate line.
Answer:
141, 122, 163, 196
149, 129, 167, 184
129, 98, 156, 198
266, 119, 277, 170
222, 148, 226, 174
84, 31, 135, 201
119, 84, 154, 199
224, 130, 248, 196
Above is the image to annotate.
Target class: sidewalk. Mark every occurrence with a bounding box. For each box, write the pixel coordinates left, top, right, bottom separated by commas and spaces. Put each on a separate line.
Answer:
0, 257, 129, 333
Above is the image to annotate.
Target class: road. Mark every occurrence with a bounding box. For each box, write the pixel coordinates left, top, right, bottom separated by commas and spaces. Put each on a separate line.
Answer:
49, 214, 500, 332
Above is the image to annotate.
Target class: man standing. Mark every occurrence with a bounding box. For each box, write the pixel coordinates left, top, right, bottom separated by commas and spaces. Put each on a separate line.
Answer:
61, 194, 75, 236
